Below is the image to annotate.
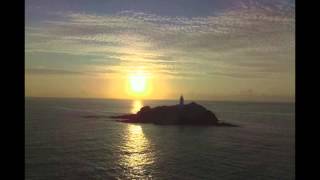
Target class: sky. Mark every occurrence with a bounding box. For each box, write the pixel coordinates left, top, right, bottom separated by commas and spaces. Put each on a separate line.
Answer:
25, 0, 295, 102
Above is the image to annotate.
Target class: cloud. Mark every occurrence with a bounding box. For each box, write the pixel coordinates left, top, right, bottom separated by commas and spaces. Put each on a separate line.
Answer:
26, 68, 86, 75
25, 0, 295, 80
26, 68, 115, 76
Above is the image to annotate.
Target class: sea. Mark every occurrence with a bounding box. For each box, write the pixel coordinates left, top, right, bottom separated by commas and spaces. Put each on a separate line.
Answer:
25, 97, 295, 180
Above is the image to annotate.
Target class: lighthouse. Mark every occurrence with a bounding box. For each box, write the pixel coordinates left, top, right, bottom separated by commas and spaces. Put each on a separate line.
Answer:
179, 95, 184, 107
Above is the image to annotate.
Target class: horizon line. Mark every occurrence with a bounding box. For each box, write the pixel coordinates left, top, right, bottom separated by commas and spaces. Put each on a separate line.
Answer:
25, 96, 295, 104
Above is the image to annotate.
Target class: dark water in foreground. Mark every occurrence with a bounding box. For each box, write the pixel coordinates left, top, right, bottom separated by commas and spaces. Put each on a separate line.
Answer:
25, 97, 295, 180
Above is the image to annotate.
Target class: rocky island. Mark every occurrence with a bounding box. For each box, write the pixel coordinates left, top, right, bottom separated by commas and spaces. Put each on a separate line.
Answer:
111, 96, 236, 126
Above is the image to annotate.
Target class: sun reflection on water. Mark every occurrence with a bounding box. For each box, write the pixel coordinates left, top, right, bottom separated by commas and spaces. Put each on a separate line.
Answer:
131, 100, 143, 114
119, 124, 154, 179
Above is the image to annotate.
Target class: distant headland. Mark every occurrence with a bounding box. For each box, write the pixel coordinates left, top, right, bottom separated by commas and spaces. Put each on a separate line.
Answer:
111, 96, 237, 126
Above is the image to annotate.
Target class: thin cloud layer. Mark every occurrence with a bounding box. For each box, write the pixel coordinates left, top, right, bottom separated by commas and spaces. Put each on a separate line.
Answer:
26, 0, 294, 80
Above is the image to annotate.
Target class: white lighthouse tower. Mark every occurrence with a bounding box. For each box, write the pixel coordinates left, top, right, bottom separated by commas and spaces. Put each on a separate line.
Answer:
179, 94, 184, 107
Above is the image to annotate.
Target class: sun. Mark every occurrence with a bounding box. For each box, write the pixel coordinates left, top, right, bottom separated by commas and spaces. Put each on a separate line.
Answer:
126, 69, 153, 98
129, 74, 146, 93
127, 69, 151, 97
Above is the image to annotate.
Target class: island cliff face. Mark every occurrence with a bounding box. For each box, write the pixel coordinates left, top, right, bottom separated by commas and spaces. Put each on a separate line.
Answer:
111, 102, 236, 126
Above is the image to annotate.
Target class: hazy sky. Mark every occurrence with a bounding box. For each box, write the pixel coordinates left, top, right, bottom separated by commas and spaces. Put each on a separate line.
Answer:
25, 0, 295, 102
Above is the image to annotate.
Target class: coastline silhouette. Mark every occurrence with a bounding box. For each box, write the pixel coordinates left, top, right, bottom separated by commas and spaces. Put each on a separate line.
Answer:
111, 96, 237, 126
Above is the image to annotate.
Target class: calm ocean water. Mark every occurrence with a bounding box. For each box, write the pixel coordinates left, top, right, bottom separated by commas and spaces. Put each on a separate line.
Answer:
25, 97, 295, 180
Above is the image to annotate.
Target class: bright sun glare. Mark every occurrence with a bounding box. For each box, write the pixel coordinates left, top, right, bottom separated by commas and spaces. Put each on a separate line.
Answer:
129, 74, 146, 93
127, 70, 150, 97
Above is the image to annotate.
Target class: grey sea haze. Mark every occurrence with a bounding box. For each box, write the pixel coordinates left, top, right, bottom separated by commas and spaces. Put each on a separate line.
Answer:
25, 97, 295, 180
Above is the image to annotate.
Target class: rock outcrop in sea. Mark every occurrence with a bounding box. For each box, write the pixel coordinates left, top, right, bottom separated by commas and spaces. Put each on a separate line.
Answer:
111, 102, 236, 126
